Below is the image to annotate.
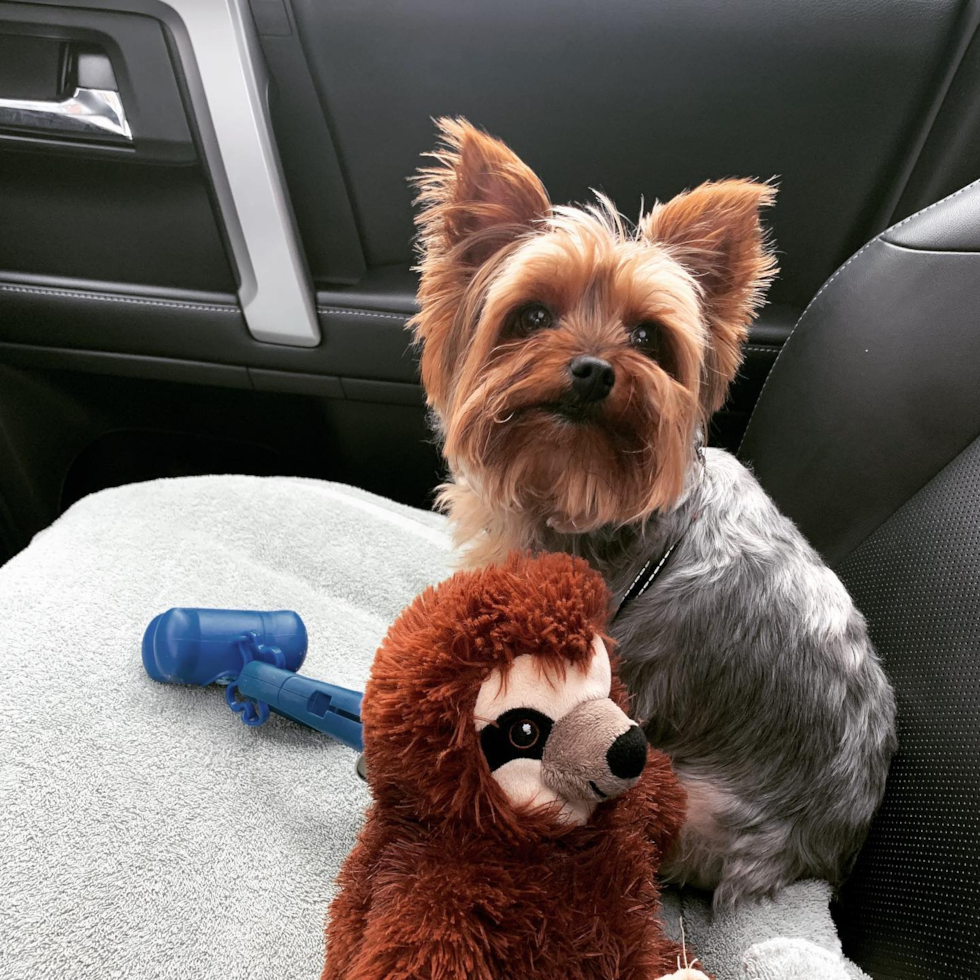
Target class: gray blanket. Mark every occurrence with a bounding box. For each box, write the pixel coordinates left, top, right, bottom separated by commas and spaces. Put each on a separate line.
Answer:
0, 475, 867, 980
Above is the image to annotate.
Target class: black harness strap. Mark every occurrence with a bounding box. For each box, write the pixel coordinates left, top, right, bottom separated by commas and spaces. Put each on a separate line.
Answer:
614, 440, 706, 621
614, 534, 682, 620
613, 507, 700, 621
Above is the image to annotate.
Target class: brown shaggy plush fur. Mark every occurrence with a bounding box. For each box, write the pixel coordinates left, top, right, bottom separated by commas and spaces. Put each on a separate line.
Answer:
322, 552, 691, 980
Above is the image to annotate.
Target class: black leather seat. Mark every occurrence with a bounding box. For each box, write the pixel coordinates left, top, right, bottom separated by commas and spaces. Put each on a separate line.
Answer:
739, 178, 980, 980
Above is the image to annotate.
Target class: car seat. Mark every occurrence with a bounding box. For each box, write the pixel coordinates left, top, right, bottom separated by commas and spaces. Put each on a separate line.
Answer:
740, 177, 980, 979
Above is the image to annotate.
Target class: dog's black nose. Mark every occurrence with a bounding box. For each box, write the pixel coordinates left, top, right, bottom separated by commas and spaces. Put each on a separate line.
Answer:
606, 726, 648, 780
568, 356, 615, 402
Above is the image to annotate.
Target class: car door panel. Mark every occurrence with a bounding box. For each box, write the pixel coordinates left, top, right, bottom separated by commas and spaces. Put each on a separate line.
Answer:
1, 0, 979, 581
286, 0, 966, 307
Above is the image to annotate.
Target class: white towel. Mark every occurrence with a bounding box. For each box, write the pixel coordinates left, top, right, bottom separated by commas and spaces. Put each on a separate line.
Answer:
0, 475, 869, 980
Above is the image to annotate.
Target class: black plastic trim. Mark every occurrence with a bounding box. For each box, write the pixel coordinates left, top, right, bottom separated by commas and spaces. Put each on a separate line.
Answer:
0, 271, 236, 305
0, 341, 430, 410
249, 367, 343, 397
0, 342, 250, 389
341, 378, 424, 406
248, 0, 366, 286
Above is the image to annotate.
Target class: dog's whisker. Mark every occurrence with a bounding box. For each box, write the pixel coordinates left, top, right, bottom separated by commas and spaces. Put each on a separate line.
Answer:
622, 379, 637, 416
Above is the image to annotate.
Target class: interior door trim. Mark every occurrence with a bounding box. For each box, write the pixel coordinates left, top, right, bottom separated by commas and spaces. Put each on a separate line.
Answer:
155, 0, 320, 346
7, 0, 323, 347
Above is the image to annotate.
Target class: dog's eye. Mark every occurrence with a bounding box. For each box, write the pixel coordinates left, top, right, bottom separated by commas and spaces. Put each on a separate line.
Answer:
629, 321, 663, 355
480, 707, 553, 772
630, 321, 678, 378
514, 303, 554, 334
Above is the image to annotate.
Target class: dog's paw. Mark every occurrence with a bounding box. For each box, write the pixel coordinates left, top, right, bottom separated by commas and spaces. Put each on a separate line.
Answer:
656, 970, 711, 980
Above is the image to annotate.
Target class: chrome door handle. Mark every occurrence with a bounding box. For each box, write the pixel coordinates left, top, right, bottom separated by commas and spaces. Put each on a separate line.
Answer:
0, 86, 132, 141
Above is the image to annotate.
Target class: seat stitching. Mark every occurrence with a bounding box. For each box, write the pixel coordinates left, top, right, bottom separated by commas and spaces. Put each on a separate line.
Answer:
0, 283, 239, 314
833, 425, 980, 569
316, 307, 409, 322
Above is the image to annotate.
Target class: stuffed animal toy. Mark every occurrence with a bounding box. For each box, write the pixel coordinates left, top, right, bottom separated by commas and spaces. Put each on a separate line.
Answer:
322, 551, 707, 980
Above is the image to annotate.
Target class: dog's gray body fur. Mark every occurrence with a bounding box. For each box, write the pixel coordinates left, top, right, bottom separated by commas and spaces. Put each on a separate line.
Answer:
535, 446, 897, 905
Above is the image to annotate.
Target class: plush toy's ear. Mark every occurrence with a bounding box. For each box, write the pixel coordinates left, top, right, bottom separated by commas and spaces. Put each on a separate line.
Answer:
641, 180, 777, 415
414, 117, 552, 269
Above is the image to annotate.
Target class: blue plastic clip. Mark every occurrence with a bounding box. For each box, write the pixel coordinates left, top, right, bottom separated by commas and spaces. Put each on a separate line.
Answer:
223, 630, 284, 726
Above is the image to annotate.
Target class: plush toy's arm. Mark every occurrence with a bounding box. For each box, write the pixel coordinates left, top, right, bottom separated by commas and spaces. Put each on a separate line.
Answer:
633, 746, 688, 860
322, 811, 391, 980
342, 856, 499, 980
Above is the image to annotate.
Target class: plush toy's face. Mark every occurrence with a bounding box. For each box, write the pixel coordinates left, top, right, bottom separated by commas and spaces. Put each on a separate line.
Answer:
361, 551, 647, 832
475, 635, 648, 825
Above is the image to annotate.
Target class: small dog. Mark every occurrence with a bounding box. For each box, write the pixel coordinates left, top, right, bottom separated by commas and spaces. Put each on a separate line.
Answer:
410, 118, 897, 905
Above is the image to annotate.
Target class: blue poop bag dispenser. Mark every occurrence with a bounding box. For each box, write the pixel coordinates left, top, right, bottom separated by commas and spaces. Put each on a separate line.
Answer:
142, 608, 365, 765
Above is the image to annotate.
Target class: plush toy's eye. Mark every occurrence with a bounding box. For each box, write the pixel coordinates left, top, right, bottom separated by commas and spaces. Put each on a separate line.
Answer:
508, 718, 540, 749
480, 707, 553, 772
512, 303, 555, 335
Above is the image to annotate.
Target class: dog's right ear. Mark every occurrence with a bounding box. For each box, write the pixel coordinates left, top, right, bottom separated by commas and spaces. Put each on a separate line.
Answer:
413, 117, 551, 269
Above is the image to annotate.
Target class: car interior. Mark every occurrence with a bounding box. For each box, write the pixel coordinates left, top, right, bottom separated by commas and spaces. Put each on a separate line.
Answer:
1, 1, 978, 977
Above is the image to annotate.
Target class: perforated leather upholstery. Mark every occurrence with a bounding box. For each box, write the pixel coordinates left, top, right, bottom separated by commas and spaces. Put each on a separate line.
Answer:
835, 435, 980, 978
739, 180, 980, 978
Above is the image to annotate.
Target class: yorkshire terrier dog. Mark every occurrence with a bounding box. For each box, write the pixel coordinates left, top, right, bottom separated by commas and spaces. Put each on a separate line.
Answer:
411, 118, 896, 906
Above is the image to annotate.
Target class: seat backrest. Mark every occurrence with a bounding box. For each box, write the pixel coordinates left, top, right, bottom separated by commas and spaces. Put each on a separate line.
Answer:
739, 179, 980, 980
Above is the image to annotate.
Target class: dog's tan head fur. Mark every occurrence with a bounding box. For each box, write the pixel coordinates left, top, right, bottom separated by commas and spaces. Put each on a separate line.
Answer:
412, 118, 776, 557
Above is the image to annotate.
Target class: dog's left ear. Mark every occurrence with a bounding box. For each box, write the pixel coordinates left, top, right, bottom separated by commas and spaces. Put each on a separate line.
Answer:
641, 180, 777, 415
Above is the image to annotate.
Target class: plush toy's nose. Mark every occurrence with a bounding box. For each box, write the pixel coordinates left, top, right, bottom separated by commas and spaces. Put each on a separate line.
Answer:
541, 698, 647, 804
606, 725, 648, 780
